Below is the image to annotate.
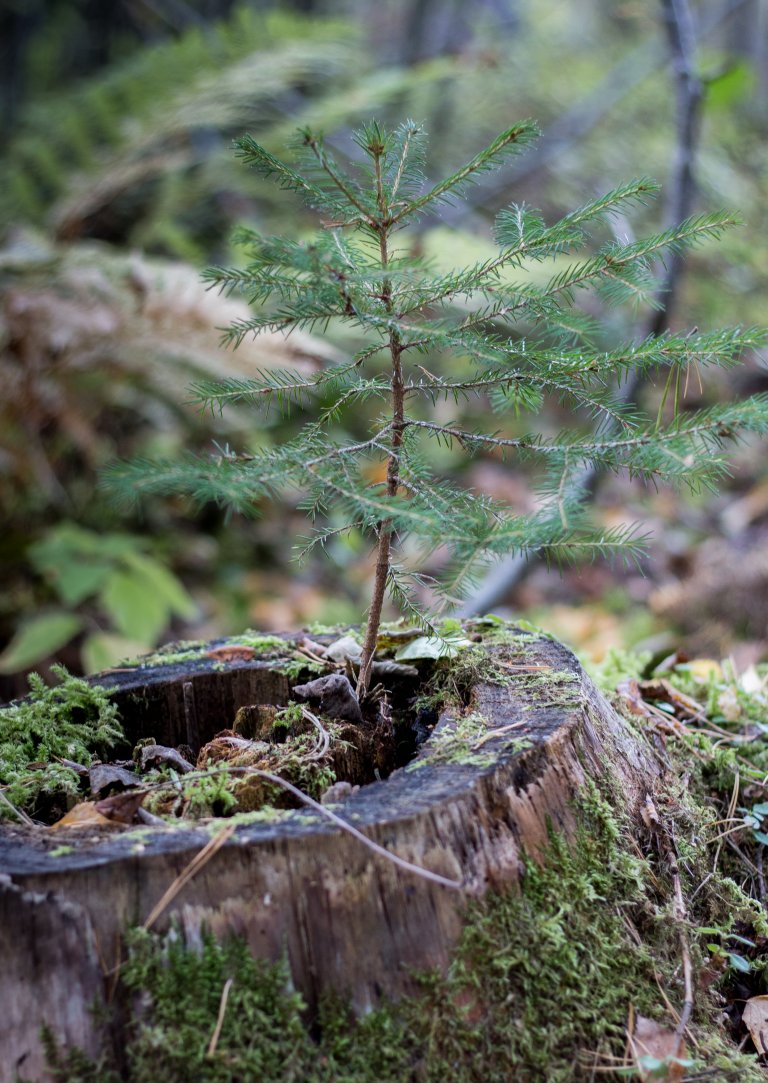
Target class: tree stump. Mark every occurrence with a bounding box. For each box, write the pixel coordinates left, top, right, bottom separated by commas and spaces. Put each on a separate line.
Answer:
0, 628, 659, 1082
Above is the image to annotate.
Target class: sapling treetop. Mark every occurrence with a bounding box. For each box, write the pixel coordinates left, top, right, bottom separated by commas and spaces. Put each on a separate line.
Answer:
107, 118, 768, 697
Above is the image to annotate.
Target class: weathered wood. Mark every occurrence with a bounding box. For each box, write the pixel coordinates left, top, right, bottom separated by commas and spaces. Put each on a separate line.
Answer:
0, 875, 106, 1082
0, 631, 659, 1082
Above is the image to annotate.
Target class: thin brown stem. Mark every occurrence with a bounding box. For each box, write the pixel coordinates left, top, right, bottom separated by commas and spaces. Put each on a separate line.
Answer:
357, 149, 405, 699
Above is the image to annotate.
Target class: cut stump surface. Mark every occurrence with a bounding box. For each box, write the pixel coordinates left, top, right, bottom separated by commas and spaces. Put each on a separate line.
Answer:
0, 628, 659, 1082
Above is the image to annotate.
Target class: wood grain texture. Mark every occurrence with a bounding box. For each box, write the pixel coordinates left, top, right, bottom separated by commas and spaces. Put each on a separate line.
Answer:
0, 631, 660, 1081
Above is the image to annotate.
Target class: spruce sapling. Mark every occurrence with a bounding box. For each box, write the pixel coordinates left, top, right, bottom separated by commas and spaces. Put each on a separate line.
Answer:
106, 119, 768, 700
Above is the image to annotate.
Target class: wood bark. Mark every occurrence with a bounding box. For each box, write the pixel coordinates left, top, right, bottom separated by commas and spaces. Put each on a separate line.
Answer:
0, 630, 660, 1082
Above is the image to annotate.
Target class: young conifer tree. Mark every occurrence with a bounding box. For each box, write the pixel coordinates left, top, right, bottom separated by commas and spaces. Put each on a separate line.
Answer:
107, 119, 768, 698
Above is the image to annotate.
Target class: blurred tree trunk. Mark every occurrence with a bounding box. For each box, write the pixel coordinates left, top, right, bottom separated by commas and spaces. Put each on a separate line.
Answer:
399, 0, 518, 64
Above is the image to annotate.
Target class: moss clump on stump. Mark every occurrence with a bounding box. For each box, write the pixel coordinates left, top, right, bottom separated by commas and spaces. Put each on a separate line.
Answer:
41, 787, 764, 1083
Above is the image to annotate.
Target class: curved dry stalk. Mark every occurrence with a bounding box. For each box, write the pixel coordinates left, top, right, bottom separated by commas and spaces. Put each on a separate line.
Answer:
299, 705, 331, 761
143, 822, 236, 930
206, 978, 234, 1058
253, 767, 463, 890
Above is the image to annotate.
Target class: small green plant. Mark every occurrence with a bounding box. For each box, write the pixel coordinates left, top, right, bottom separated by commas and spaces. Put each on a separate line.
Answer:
0, 523, 196, 675
0, 665, 124, 816
107, 119, 768, 698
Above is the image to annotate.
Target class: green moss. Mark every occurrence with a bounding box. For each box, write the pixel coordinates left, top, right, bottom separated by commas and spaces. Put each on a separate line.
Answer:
207, 806, 291, 828
122, 634, 294, 669
234, 632, 289, 653
305, 621, 353, 636
0, 665, 124, 816
588, 646, 652, 694
425, 639, 580, 716
122, 640, 206, 667
273, 656, 326, 680
48, 844, 75, 857
407, 711, 531, 769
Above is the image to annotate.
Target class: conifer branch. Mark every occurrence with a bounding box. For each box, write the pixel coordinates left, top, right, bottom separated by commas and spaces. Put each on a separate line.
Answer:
301, 131, 375, 223
390, 121, 539, 224
106, 116, 765, 680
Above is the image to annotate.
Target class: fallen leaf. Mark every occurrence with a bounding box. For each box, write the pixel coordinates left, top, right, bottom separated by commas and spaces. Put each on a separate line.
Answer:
394, 635, 471, 661
742, 995, 768, 1054
50, 801, 115, 830
371, 659, 418, 678
323, 635, 363, 664
740, 665, 768, 697
94, 789, 149, 824
641, 795, 661, 831
293, 673, 363, 723
617, 678, 655, 719
638, 679, 706, 721
684, 658, 722, 682
631, 1015, 688, 1082
717, 686, 742, 722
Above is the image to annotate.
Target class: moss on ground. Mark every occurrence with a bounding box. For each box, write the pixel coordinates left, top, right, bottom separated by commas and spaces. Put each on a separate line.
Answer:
0, 666, 124, 818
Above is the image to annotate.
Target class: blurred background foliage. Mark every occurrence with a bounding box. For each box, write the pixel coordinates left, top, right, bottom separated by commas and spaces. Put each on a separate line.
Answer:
1, 0, 767, 699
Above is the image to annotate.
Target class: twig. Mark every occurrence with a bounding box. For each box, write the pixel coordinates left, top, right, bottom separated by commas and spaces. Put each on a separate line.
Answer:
0, 788, 38, 828
422, 0, 748, 233
725, 836, 758, 876
471, 721, 525, 748
206, 977, 234, 1058
667, 843, 695, 1047
251, 768, 463, 890
143, 822, 236, 930
757, 844, 766, 906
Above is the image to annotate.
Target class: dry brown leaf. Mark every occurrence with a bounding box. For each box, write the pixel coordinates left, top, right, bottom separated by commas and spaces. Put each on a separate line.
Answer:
631, 1014, 687, 1082
742, 995, 768, 1055
617, 678, 655, 719
638, 679, 706, 721
641, 795, 661, 831
89, 762, 138, 795
94, 789, 148, 825
50, 801, 115, 830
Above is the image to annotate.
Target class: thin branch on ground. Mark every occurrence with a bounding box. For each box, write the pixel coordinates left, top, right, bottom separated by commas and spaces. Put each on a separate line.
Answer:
0, 789, 38, 828
667, 841, 695, 1047
713, 770, 740, 875
143, 821, 237, 930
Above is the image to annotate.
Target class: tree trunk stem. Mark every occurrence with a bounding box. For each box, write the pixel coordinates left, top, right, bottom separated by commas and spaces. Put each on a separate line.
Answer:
358, 168, 404, 698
